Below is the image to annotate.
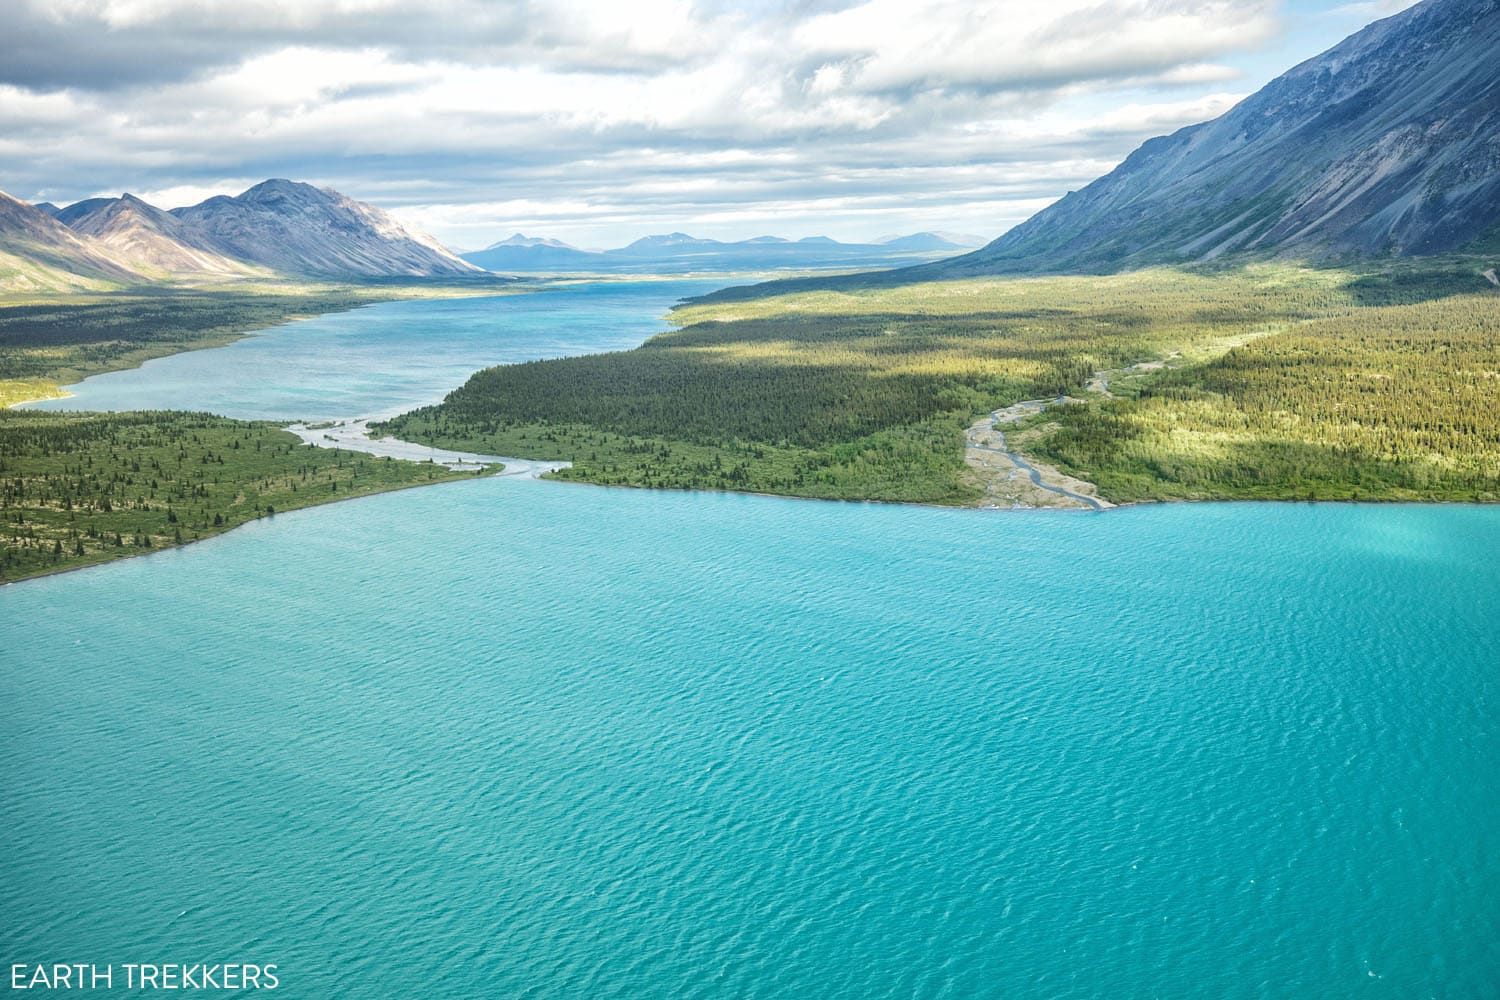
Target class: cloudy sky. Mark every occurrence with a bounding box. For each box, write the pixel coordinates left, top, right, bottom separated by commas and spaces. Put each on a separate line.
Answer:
0, 0, 1420, 249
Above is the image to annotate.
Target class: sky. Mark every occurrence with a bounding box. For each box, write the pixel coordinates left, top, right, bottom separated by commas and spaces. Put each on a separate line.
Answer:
0, 0, 1423, 250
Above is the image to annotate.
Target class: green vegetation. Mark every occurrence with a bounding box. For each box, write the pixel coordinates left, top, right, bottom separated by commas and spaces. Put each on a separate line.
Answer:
384, 260, 1500, 504
0, 280, 521, 582
0, 409, 485, 583
1023, 294, 1500, 501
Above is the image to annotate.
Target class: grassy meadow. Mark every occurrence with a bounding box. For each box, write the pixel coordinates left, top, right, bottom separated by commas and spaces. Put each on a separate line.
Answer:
383, 259, 1500, 504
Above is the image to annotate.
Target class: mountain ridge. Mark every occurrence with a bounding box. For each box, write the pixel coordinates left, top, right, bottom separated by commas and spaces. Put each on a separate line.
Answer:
1, 180, 484, 288
59, 193, 268, 279
0, 190, 144, 292
936, 0, 1500, 275
169, 180, 480, 278
460, 231, 980, 273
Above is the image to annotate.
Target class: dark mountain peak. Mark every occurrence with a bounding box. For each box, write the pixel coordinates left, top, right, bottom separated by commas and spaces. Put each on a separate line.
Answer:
32, 201, 61, 217
56, 198, 116, 226
57, 194, 180, 235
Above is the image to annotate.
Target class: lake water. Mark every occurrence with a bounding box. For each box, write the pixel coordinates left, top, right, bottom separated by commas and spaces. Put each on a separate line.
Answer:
25, 279, 731, 421
3, 280, 1497, 997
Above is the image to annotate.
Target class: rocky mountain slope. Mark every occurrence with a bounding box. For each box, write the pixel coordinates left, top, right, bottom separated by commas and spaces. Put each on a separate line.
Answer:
941, 0, 1500, 275
1, 180, 483, 287
58, 194, 267, 279
170, 180, 480, 279
0, 191, 142, 292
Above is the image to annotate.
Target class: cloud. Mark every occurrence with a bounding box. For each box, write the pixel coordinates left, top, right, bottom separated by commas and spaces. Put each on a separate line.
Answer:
794, 0, 1276, 94
0, 0, 1394, 246
0, 0, 714, 91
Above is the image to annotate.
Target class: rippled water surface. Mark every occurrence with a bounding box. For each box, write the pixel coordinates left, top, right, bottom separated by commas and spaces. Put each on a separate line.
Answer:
3, 284, 1498, 997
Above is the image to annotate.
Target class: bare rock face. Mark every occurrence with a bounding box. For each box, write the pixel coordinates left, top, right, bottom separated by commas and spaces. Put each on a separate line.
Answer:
944, 0, 1500, 274
169, 180, 481, 279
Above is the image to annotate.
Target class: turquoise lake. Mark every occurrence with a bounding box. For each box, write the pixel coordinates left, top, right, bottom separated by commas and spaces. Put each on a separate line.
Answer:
3, 280, 1498, 997
24, 279, 733, 421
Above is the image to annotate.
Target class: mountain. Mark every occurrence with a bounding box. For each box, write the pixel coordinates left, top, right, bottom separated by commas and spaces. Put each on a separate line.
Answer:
54, 198, 117, 226
171, 179, 480, 278
0, 190, 143, 292
481, 233, 579, 251
876, 232, 983, 251
31, 202, 61, 217
614, 233, 725, 254
941, 0, 1500, 274
602, 232, 973, 269
462, 243, 607, 271
57, 193, 267, 279
461, 230, 979, 274
3, 180, 486, 287
462, 233, 607, 272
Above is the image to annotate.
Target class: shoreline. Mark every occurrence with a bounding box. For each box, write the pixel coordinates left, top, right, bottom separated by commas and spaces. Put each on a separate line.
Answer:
7, 279, 1491, 586
0, 464, 504, 593
0, 469, 497, 589
0, 279, 532, 412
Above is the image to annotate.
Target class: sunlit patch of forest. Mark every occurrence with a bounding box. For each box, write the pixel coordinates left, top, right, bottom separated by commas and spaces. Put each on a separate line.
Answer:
1026, 294, 1500, 500
0, 410, 480, 582
384, 260, 1500, 504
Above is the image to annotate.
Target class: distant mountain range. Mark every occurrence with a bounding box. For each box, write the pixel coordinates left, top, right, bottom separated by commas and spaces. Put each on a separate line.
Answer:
935, 0, 1500, 276
0, 179, 480, 292
461, 231, 981, 273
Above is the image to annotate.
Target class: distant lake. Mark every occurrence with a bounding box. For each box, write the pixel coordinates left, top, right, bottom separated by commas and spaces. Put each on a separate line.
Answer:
25, 278, 732, 421
4, 279, 1497, 997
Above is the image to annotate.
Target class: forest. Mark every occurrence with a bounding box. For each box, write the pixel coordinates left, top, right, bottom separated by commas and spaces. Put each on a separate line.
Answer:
383, 259, 1500, 504
0, 409, 480, 582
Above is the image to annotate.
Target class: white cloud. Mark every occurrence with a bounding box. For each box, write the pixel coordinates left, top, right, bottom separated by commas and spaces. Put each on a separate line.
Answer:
794, 0, 1277, 92
0, 0, 1408, 246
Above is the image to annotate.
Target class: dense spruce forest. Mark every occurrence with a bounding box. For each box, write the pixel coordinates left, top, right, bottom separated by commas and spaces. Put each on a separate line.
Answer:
383, 260, 1500, 504
0, 410, 480, 582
